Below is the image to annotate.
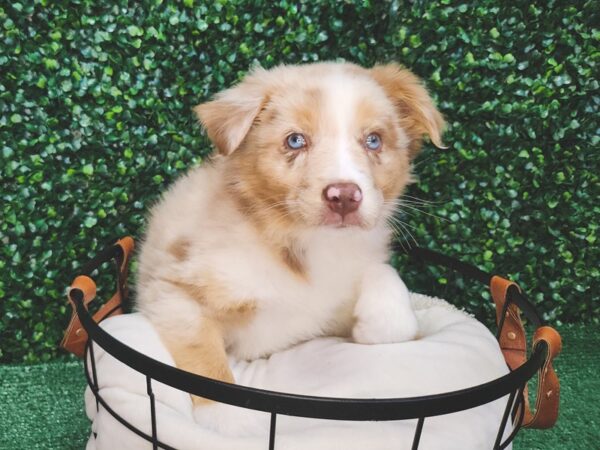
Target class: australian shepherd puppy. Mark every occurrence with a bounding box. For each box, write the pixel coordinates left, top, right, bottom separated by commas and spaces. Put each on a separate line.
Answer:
136, 62, 444, 405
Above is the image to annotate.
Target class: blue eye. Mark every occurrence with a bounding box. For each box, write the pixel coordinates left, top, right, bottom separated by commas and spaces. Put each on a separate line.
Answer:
286, 133, 307, 150
365, 133, 382, 151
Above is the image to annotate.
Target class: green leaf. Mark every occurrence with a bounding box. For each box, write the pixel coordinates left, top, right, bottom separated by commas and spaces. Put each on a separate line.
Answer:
127, 25, 144, 37
83, 217, 98, 228
82, 164, 94, 175
43, 58, 59, 70
503, 53, 515, 63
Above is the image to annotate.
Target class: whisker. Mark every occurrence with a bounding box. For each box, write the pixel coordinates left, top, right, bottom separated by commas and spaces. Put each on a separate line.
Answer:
397, 203, 450, 222
412, 152, 438, 168
383, 199, 430, 209
387, 220, 408, 253
387, 200, 440, 212
388, 215, 418, 231
398, 221, 418, 248
242, 199, 298, 216
402, 194, 444, 205
386, 216, 417, 251
384, 200, 441, 221
387, 216, 418, 248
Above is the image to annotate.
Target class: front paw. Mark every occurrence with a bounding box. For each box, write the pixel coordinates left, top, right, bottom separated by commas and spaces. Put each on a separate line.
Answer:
352, 311, 418, 344
352, 265, 418, 344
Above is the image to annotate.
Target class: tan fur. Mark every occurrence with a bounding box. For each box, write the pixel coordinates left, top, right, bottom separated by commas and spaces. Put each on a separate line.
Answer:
137, 62, 445, 400
281, 246, 307, 278
193, 74, 271, 156
158, 317, 234, 406
167, 238, 190, 262
164, 277, 257, 325
369, 63, 445, 158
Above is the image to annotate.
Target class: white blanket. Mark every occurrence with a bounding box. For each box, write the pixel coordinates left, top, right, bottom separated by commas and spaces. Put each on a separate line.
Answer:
85, 293, 512, 449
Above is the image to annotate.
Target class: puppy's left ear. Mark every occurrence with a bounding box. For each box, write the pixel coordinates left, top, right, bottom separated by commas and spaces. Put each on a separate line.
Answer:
194, 69, 268, 156
369, 63, 445, 158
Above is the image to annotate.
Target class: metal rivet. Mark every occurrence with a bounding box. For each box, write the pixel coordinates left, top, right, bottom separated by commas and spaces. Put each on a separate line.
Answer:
75, 328, 83, 336
507, 332, 517, 340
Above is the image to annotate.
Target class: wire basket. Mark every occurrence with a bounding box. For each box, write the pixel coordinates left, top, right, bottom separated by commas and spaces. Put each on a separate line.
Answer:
62, 237, 561, 450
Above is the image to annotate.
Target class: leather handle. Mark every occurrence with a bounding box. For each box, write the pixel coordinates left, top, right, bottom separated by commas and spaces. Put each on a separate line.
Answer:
490, 276, 562, 429
68, 275, 97, 306
61, 237, 135, 358
490, 276, 526, 371
115, 236, 134, 299
524, 326, 562, 428
116, 236, 134, 273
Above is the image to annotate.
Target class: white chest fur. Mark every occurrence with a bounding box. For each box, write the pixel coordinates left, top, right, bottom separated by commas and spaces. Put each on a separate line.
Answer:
209, 227, 390, 359
136, 165, 400, 361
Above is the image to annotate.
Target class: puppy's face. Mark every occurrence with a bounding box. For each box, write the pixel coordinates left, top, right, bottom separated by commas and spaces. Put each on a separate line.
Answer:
195, 63, 444, 235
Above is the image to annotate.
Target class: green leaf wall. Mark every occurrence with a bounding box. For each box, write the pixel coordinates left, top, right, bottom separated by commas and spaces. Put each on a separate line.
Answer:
1, 0, 598, 363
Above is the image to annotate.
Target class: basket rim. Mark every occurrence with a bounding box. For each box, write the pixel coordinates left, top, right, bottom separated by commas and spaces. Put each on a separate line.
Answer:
72, 242, 548, 422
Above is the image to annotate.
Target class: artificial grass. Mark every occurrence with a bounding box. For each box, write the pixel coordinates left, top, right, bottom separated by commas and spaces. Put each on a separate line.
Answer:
0, 324, 597, 449
0, 361, 88, 449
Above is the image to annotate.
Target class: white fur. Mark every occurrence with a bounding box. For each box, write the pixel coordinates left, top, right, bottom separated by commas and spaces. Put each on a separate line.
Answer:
353, 264, 418, 344
136, 162, 413, 360
328, 78, 369, 185
323, 72, 389, 223
136, 68, 420, 361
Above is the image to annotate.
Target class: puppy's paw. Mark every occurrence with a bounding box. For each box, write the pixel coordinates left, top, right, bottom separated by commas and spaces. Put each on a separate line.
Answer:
352, 264, 418, 345
352, 309, 418, 344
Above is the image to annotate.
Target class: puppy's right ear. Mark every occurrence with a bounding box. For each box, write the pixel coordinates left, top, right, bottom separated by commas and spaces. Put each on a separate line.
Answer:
194, 70, 268, 156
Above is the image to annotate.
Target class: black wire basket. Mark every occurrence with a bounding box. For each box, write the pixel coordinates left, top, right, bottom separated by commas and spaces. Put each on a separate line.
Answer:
62, 237, 562, 450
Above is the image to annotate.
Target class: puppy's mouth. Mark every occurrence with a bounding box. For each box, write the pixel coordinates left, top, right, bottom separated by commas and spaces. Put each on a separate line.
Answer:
320, 210, 365, 228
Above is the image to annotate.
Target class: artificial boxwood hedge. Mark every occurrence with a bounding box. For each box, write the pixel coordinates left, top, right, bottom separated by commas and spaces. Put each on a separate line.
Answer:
1, 0, 598, 363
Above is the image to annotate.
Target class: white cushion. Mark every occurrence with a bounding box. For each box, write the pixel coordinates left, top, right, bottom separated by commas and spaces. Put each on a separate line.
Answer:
85, 293, 512, 450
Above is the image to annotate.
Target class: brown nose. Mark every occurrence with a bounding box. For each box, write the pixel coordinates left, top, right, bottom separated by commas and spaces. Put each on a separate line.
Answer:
323, 183, 363, 216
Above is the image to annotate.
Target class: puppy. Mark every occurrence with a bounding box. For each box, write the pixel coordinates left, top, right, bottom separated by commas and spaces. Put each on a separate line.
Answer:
136, 62, 444, 405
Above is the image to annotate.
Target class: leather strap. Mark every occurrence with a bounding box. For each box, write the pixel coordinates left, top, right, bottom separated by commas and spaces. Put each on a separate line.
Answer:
490, 275, 562, 429
490, 276, 527, 372
524, 326, 562, 428
61, 237, 134, 357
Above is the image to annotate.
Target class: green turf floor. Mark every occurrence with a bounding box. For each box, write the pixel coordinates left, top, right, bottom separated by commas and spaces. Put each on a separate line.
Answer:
1, 324, 598, 449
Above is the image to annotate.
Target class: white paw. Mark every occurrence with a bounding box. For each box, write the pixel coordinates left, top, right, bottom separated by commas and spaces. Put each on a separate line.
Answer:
352, 309, 418, 344
352, 265, 418, 344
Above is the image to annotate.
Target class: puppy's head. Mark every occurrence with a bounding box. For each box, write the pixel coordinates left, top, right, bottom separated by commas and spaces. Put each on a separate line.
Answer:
194, 62, 444, 236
